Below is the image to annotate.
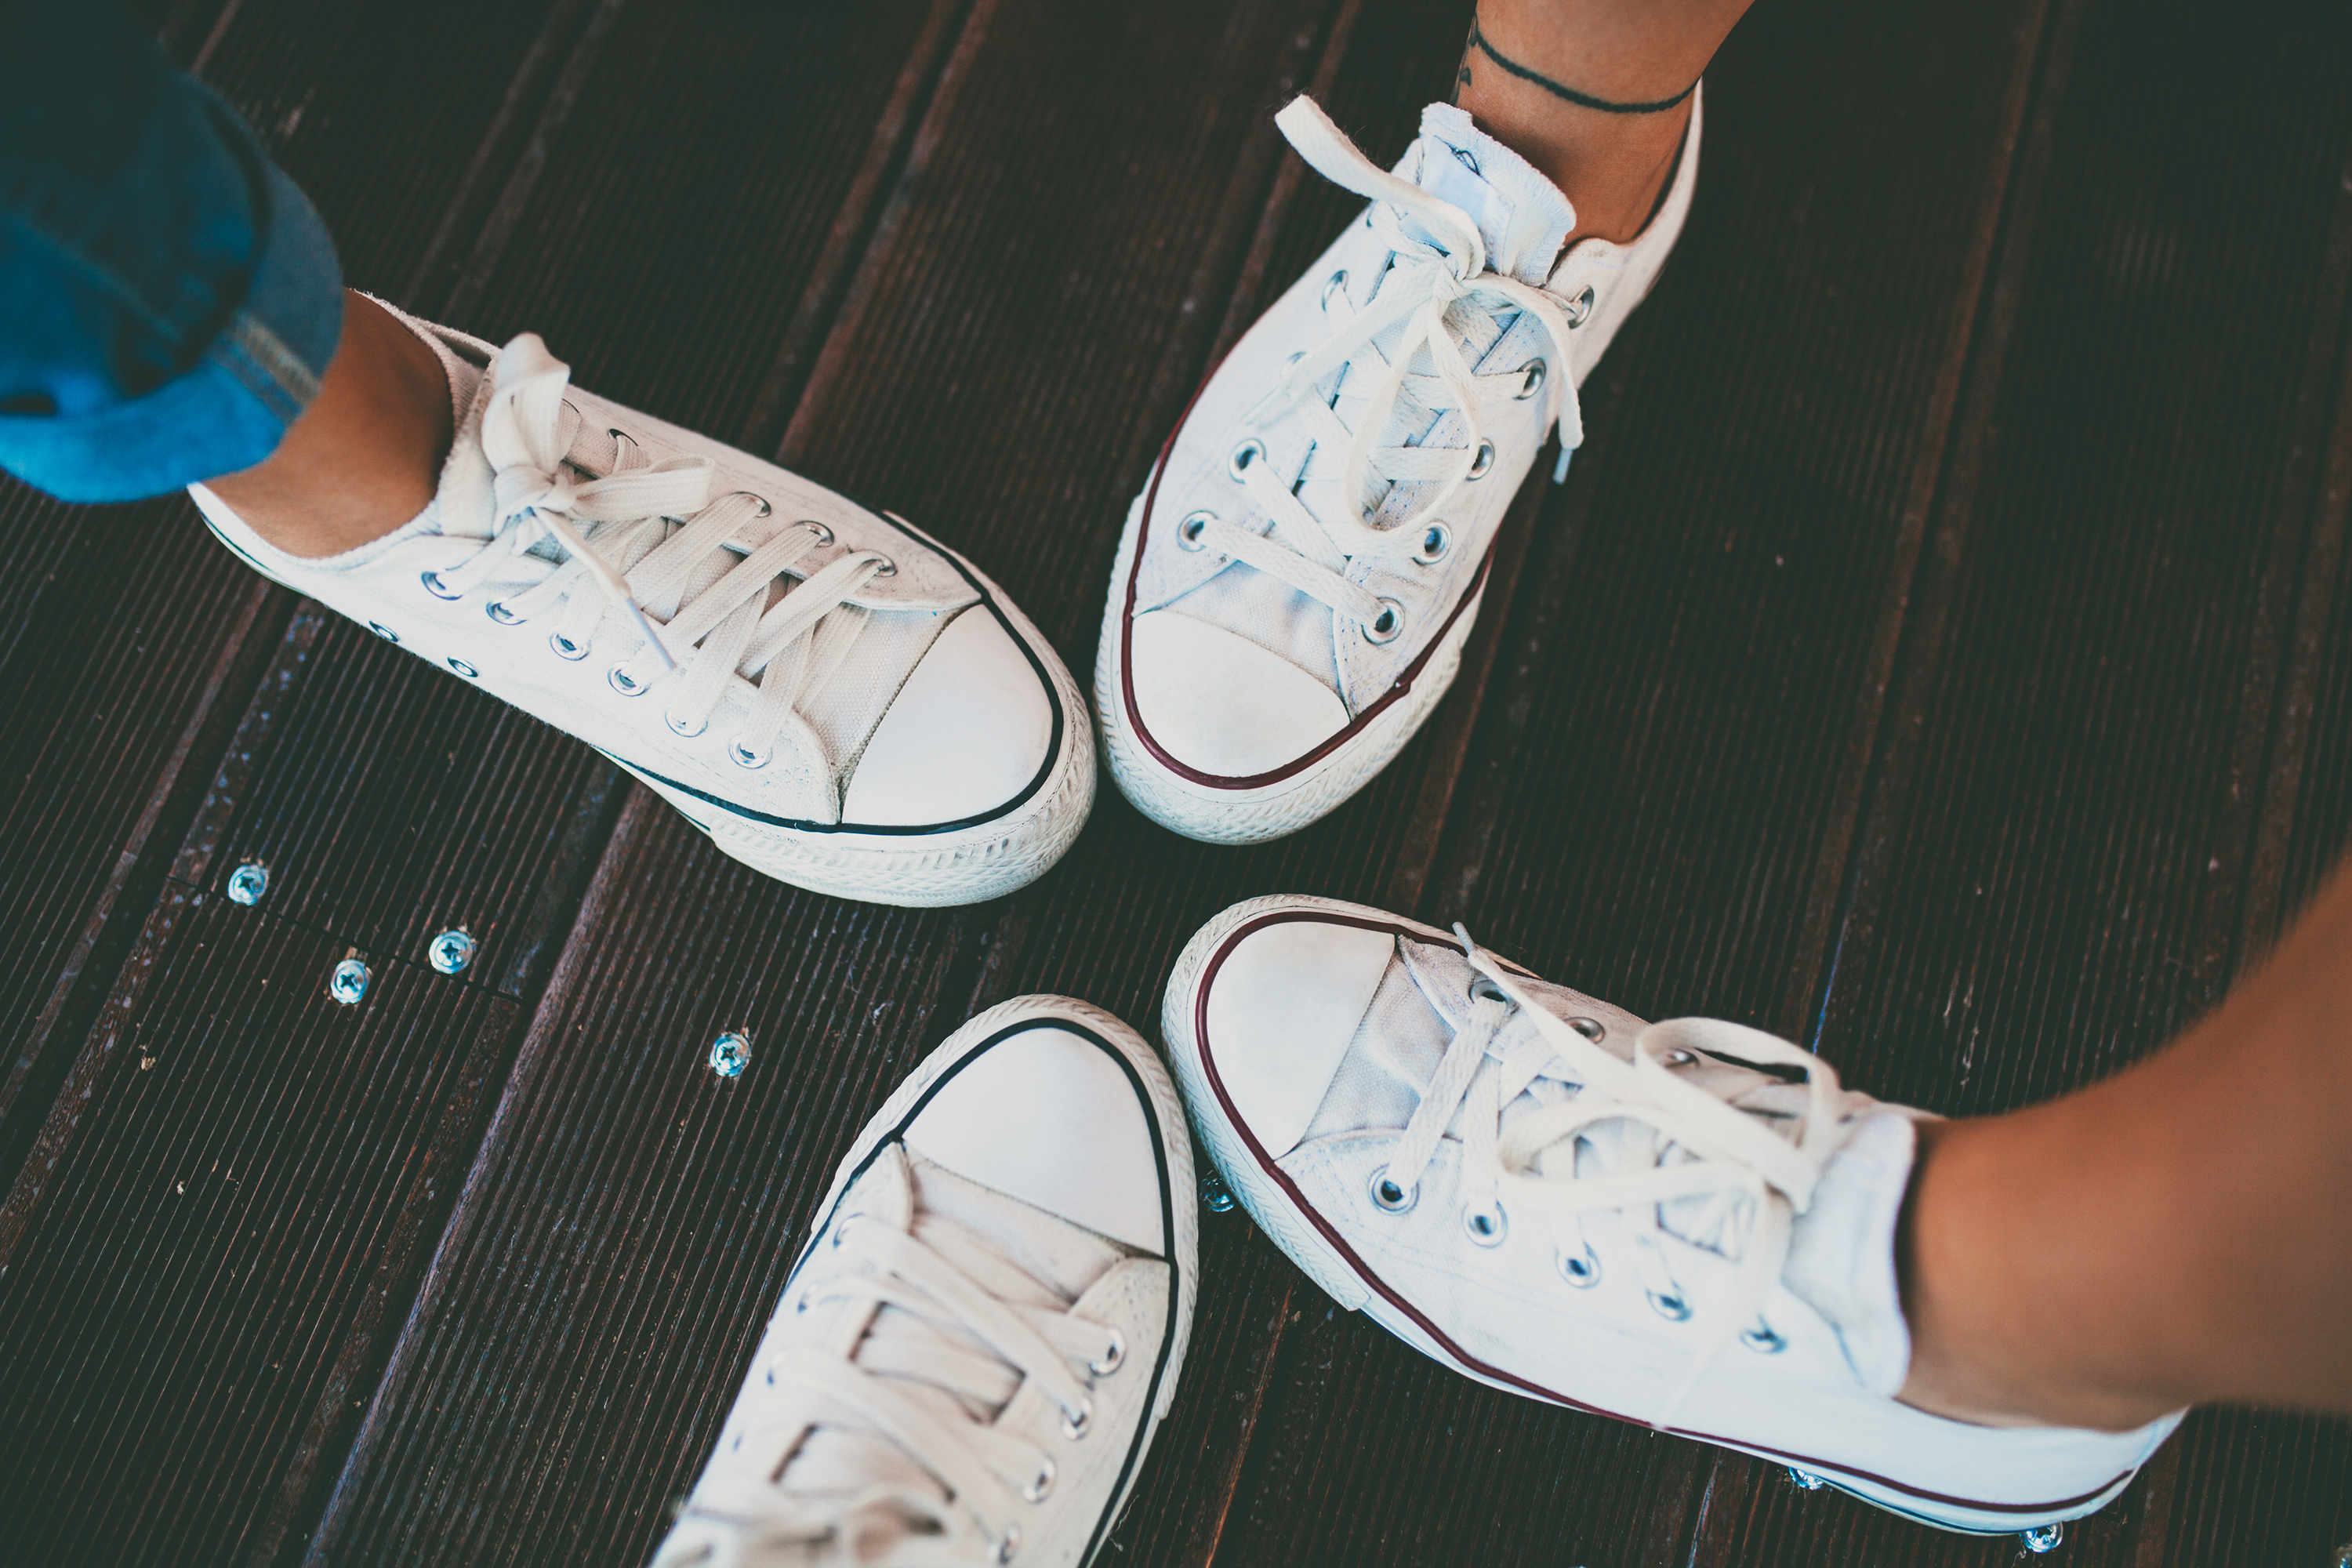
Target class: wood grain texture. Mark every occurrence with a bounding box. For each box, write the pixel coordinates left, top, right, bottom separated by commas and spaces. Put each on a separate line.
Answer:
311, 800, 978, 1566
0, 493, 272, 1162
0, 889, 518, 1568
4, 0, 2351, 1564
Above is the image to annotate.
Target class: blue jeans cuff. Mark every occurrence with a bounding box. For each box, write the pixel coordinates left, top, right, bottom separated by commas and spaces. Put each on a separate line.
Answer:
0, 126, 343, 504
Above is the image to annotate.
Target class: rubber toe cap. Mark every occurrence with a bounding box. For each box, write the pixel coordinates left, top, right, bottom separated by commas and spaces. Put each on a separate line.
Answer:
1200, 914, 1394, 1160
844, 605, 1054, 826
1127, 610, 1349, 779
905, 1023, 1167, 1254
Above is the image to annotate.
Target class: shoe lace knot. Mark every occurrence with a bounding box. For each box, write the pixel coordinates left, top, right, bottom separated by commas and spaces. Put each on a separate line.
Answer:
434, 333, 899, 771
1181, 98, 1587, 641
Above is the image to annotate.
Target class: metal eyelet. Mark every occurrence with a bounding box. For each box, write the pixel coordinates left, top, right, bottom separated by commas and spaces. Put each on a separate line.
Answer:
799, 520, 833, 546
1321, 269, 1349, 313
1360, 599, 1406, 645
368, 621, 400, 643
1022, 1457, 1056, 1504
1515, 360, 1546, 401
989, 1526, 1022, 1565
1414, 522, 1452, 565
549, 631, 588, 660
1468, 975, 1511, 1006
725, 491, 774, 518
1177, 510, 1214, 552
1558, 1245, 1602, 1288
1563, 284, 1596, 328
1228, 438, 1266, 481
1461, 1200, 1507, 1247
666, 710, 708, 739
448, 658, 479, 679
1466, 441, 1495, 480
1088, 1330, 1125, 1378
869, 555, 898, 578
1060, 1399, 1091, 1440
1567, 1017, 1605, 1042
487, 601, 524, 625
1647, 1287, 1693, 1322
729, 737, 771, 770
421, 570, 462, 600
608, 665, 648, 696
1661, 1048, 1696, 1067
1740, 1321, 1787, 1354
1367, 1167, 1417, 1213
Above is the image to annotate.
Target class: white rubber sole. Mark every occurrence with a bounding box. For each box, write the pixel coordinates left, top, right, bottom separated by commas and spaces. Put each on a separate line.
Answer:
804, 996, 1200, 1564
205, 505, 1094, 909
1159, 895, 2159, 1538
1094, 491, 1474, 846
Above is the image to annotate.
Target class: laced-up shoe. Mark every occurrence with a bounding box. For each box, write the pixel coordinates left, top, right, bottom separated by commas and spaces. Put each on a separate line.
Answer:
192, 308, 1092, 907
651, 996, 1196, 1567
1098, 94, 1697, 844
1162, 895, 2183, 1535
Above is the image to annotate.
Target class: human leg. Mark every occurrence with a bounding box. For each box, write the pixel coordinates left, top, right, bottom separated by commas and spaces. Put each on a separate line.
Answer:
1898, 855, 2352, 1431
1455, 0, 1756, 246
1099, 0, 1748, 844
3, 2, 1094, 906
1160, 892, 2187, 1535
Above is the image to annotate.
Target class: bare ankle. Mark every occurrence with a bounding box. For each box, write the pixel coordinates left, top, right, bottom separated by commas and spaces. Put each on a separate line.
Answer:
205, 292, 453, 559
1452, 6, 1705, 249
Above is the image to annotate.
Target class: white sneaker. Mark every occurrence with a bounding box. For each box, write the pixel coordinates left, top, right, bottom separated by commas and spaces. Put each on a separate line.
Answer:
193, 309, 1093, 907
1162, 895, 2183, 1536
652, 996, 1196, 1568
1097, 94, 1697, 844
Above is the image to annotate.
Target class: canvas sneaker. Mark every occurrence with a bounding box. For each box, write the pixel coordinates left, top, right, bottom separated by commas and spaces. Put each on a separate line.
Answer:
651, 995, 1196, 1568
192, 306, 1093, 907
1161, 895, 2184, 1536
1097, 93, 1696, 844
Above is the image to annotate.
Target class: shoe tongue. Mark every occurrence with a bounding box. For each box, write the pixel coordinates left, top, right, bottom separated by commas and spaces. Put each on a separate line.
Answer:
1407, 103, 1576, 285
1780, 1111, 1918, 1395
770, 1152, 1122, 1546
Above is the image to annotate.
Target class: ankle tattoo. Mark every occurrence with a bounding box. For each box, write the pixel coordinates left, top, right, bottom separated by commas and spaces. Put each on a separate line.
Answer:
1459, 16, 1697, 115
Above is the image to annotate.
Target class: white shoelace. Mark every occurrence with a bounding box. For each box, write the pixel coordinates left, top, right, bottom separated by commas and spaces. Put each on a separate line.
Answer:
1186, 98, 1585, 641
426, 334, 894, 768
1373, 927, 1869, 1425
662, 1208, 1123, 1567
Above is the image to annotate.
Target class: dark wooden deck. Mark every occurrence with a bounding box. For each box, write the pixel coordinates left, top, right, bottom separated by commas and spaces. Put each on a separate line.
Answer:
5, 0, 2351, 1563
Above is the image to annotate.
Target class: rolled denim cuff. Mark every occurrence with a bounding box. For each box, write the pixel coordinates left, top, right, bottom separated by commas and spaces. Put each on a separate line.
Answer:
0, 100, 343, 503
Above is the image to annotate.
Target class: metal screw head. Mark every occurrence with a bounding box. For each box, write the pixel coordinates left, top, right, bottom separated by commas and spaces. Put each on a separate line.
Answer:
1199, 1173, 1237, 1214
226, 862, 269, 906
2019, 1523, 2063, 1554
328, 959, 371, 1005
709, 1032, 750, 1079
1787, 1467, 1826, 1491
427, 929, 476, 975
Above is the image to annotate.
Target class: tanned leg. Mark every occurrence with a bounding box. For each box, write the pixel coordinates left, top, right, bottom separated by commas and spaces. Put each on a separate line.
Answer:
203, 290, 453, 558
1454, 0, 1758, 248
1898, 857, 2352, 1431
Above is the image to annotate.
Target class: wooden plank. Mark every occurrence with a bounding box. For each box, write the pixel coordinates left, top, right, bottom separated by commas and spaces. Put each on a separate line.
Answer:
0, 495, 274, 1161
310, 801, 978, 1564
0, 889, 518, 1568
1739, 0, 2352, 1563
